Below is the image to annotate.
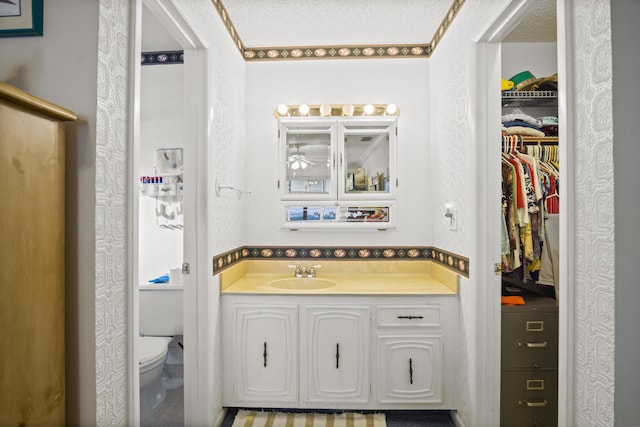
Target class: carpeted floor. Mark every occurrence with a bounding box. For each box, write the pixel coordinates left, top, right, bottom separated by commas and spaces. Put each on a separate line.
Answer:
221, 408, 455, 427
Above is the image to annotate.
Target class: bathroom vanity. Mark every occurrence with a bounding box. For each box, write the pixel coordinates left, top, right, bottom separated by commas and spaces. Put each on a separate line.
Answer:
220, 261, 459, 410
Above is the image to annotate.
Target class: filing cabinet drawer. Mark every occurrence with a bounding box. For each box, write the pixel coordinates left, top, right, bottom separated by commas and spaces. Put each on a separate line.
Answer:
502, 310, 558, 369
375, 305, 441, 328
501, 370, 558, 426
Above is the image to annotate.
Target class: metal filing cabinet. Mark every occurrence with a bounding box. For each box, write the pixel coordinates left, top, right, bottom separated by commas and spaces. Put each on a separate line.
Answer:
501, 293, 558, 426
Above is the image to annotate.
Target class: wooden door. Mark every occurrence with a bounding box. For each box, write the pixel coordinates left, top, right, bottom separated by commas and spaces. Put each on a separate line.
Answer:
0, 83, 76, 426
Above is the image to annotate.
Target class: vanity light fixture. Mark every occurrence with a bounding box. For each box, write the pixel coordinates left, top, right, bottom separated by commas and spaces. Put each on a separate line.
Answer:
273, 104, 400, 118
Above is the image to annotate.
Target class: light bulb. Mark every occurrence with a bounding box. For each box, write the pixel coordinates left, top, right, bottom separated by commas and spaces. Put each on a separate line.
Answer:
342, 104, 354, 116
277, 104, 289, 115
299, 104, 310, 115
364, 104, 375, 115
291, 161, 300, 170
385, 104, 398, 115
320, 104, 332, 116
300, 161, 308, 169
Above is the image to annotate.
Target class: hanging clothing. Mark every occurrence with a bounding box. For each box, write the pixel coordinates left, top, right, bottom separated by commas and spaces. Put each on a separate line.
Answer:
500, 138, 559, 290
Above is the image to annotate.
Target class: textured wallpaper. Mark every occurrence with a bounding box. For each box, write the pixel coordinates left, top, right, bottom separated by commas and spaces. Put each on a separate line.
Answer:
95, 0, 130, 425
428, 1, 514, 424
570, 1, 615, 425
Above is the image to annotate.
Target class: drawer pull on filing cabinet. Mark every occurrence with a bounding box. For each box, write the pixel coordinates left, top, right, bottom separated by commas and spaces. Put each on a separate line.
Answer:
519, 400, 548, 407
519, 341, 547, 348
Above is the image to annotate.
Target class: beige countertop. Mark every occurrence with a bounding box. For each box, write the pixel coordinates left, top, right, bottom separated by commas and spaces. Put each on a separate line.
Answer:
219, 260, 458, 295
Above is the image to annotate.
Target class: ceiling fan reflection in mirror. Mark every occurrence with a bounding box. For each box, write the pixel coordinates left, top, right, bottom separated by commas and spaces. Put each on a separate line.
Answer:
288, 144, 315, 170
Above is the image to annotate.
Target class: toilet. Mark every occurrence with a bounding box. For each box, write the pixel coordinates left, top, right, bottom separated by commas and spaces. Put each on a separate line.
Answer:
138, 284, 183, 422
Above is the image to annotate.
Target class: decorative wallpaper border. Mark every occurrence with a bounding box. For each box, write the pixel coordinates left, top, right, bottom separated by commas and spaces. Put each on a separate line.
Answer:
141, 50, 184, 65
213, 245, 469, 278
211, 0, 465, 61
242, 44, 431, 61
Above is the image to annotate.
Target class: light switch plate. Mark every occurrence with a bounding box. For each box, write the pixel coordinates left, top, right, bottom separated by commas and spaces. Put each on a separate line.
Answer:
448, 209, 458, 231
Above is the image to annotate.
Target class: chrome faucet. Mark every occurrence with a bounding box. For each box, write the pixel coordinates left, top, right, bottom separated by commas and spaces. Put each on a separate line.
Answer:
289, 264, 303, 278
288, 264, 322, 278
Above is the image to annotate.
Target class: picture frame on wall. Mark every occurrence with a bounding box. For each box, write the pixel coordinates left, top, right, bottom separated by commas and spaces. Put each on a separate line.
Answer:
0, 0, 43, 37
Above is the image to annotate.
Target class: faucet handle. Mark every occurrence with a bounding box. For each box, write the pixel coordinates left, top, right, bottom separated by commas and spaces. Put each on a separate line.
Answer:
288, 264, 302, 277
308, 264, 321, 277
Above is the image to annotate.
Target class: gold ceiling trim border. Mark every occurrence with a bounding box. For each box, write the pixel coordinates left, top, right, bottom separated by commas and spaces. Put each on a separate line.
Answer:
211, 0, 465, 61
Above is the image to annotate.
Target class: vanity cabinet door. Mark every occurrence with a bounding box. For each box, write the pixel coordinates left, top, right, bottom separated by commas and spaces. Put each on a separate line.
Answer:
225, 304, 298, 406
301, 305, 370, 405
376, 334, 443, 403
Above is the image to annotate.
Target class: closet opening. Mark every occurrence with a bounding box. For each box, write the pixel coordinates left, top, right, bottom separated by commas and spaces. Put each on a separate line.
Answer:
498, 1, 563, 426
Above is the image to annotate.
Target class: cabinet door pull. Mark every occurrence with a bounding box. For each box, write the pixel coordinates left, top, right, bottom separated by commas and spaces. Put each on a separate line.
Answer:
263, 342, 267, 367
519, 399, 548, 407
397, 315, 424, 320
519, 341, 548, 348
409, 358, 414, 384
336, 343, 340, 369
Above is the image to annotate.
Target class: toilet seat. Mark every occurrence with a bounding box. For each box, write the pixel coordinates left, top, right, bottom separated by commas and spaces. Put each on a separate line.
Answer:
139, 336, 169, 368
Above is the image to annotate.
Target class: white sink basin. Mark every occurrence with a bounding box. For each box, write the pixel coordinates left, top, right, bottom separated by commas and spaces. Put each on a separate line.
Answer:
268, 278, 337, 290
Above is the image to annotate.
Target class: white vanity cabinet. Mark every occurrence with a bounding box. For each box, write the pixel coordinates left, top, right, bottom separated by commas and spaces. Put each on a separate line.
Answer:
300, 305, 370, 406
374, 305, 446, 405
222, 303, 298, 407
222, 295, 458, 410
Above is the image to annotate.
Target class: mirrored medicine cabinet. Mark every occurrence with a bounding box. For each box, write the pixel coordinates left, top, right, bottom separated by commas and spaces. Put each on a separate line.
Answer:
277, 109, 398, 230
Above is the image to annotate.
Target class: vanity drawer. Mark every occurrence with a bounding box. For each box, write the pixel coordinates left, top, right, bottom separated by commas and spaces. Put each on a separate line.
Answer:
502, 310, 558, 369
375, 305, 441, 328
500, 370, 558, 426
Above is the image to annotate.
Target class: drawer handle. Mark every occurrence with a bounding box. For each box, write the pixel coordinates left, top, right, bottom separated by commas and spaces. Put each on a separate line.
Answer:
519, 399, 548, 407
336, 343, 340, 369
397, 315, 424, 320
409, 358, 413, 384
263, 342, 267, 367
519, 341, 548, 348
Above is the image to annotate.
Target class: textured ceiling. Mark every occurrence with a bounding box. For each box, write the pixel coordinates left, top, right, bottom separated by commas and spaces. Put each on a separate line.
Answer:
504, 0, 556, 43
141, 0, 557, 58
223, 0, 556, 48
222, 0, 452, 47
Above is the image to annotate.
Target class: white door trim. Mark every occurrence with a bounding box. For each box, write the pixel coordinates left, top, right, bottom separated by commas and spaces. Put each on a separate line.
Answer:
128, 2, 143, 425
555, 1, 574, 424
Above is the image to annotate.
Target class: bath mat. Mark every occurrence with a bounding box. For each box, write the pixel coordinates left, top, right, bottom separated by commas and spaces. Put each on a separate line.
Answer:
231, 410, 386, 427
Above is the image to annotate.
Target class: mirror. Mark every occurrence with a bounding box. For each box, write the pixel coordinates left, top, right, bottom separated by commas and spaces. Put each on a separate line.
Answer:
284, 125, 333, 195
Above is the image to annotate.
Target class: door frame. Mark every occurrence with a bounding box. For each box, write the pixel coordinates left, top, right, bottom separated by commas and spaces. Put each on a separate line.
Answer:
473, 0, 573, 425
130, 0, 209, 424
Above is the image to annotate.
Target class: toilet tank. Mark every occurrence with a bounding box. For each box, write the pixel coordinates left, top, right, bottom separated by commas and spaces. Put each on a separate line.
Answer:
139, 284, 183, 336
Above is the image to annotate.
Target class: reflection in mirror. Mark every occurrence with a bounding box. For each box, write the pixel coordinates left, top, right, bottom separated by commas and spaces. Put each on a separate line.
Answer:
344, 125, 390, 194
286, 127, 332, 194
